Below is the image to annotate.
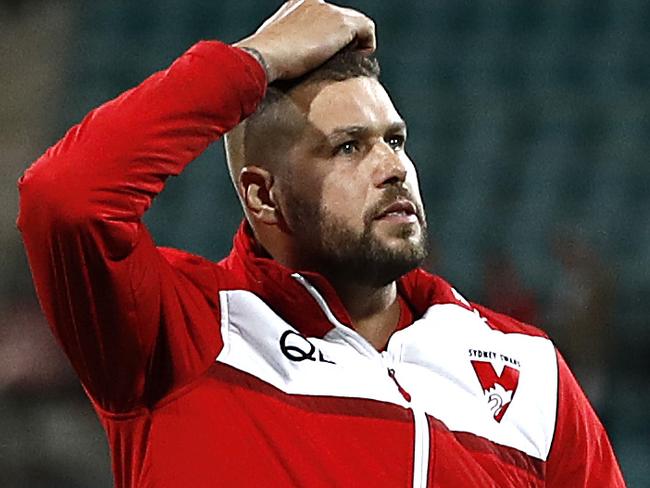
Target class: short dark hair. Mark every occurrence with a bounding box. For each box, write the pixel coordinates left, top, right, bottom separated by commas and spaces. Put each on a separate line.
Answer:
269, 50, 380, 96
225, 51, 381, 190
248, 51, 380, 131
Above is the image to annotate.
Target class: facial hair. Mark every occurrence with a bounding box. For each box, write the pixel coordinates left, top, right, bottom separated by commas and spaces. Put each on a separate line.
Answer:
285, 186, 428, 287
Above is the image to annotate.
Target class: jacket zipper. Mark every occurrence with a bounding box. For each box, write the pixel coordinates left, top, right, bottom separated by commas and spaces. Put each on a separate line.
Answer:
387, 368, 429, 488
292, 273, 431, 488
412, 408, 430, 488
388, 367, 412, 402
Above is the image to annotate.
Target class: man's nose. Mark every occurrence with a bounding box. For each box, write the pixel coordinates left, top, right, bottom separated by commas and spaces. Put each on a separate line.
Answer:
372, 142, 408, 187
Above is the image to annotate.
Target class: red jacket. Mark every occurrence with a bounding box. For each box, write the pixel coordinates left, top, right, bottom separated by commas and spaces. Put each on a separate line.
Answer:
18, 40, 625, 487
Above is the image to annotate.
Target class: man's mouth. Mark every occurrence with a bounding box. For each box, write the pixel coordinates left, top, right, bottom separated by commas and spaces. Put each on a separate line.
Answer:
374, 199, 419, 223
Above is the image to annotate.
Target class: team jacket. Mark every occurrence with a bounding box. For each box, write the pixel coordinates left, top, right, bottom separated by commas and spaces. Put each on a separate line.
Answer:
18, 40, 625, 487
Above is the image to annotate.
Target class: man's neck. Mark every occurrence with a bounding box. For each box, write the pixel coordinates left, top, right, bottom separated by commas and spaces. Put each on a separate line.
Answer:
256, 234, 402, 349
329, 278, 401, 351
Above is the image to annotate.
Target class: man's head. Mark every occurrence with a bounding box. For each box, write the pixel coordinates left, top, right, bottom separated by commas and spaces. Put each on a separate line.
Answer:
224, 51, 427, 287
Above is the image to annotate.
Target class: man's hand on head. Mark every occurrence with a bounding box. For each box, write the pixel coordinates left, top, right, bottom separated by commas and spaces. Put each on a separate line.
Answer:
235, 0, 376, 83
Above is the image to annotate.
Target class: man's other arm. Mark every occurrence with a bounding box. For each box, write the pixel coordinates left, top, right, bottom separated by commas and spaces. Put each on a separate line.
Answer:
17, 41, 266, 413
546, 352, 626, 486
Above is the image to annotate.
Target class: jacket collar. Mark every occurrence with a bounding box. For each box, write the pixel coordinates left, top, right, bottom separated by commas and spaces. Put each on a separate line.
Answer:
225, 221, 466, 338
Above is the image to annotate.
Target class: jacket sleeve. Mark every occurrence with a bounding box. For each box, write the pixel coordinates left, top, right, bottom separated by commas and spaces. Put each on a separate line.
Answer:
546, 351, 626, 486
17, 41, 266, 413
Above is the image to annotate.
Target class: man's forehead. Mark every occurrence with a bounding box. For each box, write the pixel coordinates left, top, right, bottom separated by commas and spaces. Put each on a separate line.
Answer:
305, 77, 403, 135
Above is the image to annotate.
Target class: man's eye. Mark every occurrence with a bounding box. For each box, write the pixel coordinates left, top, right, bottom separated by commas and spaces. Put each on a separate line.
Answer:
335, 141, 359, 156
387, 135, 405, 150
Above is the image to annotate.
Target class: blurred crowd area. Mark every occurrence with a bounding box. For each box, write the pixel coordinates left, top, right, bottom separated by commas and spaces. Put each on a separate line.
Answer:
1, 0, 649, 486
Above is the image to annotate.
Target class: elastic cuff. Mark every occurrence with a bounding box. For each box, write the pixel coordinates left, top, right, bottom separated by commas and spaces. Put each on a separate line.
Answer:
237, 46, 270, 83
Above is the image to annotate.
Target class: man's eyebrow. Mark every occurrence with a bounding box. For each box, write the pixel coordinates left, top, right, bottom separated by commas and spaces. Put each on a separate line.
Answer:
326, 121, 407, 143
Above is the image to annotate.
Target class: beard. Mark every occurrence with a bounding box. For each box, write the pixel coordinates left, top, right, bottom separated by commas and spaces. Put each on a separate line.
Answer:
284, 187, 428, 288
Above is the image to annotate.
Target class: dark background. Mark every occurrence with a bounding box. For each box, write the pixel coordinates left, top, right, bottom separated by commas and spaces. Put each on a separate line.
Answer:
1, 1, 648, 486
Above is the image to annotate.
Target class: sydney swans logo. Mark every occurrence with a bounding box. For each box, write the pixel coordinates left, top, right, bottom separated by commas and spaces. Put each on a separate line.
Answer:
469, 350, 521, 422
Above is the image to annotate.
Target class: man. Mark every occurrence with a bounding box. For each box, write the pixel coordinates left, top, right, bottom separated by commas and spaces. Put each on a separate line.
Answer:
18, 1, 624, 486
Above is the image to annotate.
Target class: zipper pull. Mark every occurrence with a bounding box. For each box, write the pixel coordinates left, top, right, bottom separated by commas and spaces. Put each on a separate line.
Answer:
388, 368, 412, 402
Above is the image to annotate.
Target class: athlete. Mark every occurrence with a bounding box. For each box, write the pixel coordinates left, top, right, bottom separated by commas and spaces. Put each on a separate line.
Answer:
18, 1, 625, 486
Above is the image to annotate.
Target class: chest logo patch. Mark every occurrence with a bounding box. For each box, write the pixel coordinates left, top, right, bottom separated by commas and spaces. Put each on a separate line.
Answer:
469, 351, 521, 422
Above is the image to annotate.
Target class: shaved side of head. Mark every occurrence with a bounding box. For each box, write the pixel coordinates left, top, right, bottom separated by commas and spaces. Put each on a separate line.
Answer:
224, 51, 381, 201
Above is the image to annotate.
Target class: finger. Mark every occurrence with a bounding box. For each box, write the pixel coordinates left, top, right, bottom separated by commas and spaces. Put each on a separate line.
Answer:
258, 0, 305, 31
357, 19, 377, 53
350, 16, 376, 54
278, 0, 305, 16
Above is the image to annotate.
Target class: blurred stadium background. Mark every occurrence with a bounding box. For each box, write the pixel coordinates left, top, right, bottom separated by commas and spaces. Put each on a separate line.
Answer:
1, 0, 648, 486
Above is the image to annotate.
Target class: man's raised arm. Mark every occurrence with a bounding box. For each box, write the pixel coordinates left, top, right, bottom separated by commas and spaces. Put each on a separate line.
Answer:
17, 0, 375, 414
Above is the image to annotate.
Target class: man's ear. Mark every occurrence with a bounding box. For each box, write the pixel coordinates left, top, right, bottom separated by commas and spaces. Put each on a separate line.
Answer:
239, 166, 280, 225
